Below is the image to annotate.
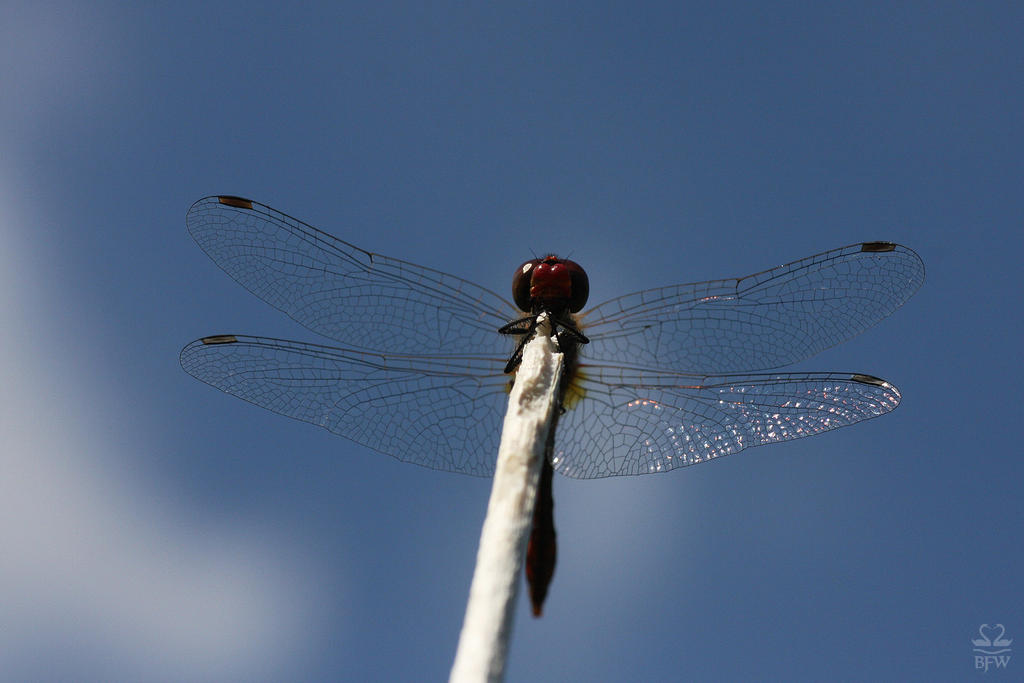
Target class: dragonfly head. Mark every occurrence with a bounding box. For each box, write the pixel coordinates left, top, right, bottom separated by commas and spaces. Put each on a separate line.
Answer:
512, 255, 589, 314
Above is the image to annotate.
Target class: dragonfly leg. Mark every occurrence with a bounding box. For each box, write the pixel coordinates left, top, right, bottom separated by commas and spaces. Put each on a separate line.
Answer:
497, 316, 536, 336
499, 316, 539, 373
549, 314, 589, 346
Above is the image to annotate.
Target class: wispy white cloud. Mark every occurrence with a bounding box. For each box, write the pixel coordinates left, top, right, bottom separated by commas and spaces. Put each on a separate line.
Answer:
0, 11, 335, 676
0, 173, 325, 680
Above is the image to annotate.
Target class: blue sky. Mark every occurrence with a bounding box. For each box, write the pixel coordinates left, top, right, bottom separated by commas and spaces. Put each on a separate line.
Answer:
1, 2, 1021, 680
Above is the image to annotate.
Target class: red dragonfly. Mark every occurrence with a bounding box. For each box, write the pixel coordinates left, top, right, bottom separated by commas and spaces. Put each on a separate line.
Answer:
181, 196, 923, 615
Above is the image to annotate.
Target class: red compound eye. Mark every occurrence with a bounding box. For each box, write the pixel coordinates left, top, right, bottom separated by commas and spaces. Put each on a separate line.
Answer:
511, 256, 589, 313
512, 258, 542, 312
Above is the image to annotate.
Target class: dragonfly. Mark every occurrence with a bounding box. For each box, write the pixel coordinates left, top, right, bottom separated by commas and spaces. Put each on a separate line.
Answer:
180, 195, 924, 615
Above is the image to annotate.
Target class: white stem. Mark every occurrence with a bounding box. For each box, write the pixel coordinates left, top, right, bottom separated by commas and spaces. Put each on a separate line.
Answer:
449, 318, 563, 683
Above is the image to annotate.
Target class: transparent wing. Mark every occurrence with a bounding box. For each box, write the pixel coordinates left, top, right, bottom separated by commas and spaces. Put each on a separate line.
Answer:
180, 334, 510, 476
186, 196, 519, 354
180, 336, 902, 480
578, 242, 924, 373
553, 366, 901, 479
